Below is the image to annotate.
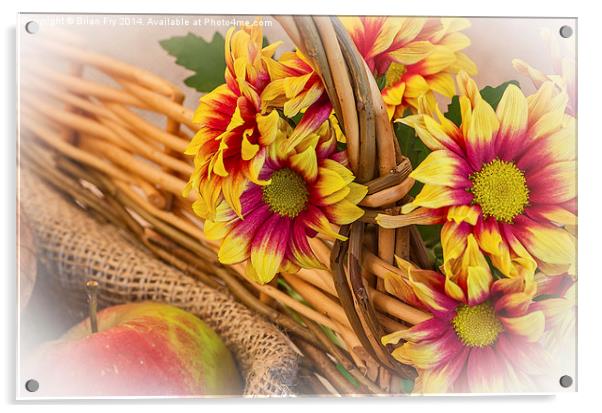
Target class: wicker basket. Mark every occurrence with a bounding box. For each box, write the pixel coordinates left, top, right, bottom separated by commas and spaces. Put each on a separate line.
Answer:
19, 16, 432, 395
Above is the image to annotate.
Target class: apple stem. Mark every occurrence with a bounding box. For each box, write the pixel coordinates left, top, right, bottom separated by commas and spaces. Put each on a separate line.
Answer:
85, 280, 99, 334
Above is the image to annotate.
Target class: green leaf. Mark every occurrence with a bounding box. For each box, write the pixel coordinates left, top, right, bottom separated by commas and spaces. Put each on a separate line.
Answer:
444, 80, 521, 127
335, 363, 360, 388
481, 80, 520, 110
160, 32, 226, 93
444, 95, 462, 127
376, 74, 387, 91
417, 224, 443, 249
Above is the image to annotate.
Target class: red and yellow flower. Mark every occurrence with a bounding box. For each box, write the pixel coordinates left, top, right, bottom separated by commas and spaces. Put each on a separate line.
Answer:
201, 117, 367, 284
377, 73, 576, 279
383, 259, 551, 393
341, 17, 477, 119
261, 49, 334, 147
183, 24, 283, 219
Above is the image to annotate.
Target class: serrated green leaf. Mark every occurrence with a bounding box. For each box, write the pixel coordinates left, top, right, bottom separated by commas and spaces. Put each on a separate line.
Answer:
160, 32, 226, 93
444, 80, 521, 127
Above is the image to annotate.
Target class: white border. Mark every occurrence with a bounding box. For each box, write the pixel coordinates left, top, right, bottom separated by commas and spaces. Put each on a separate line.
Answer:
3, 1, 601, 412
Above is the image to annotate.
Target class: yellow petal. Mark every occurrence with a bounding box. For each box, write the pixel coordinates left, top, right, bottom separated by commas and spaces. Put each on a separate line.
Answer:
260, 78, 288, 108
456, 71, 481, 106
447, 205, 479, 225
307, 210, 347, 241
441, 221, 468, 277
397, 114, 460, 153
427, 72, 455, 97
512, 59, 547, 89
419, 45, 456, 75
315, 168, 348, 198
466, 99, 500, 150
211, 149, 228, 177
290, 146, 318, 182
345, 182, 368, 204
461, 234, 490, 272
388, 41, 434, 65
500, 311, 545, 342
382, 82, 406, 107
392, 17, 426, 44
449, 52, 478, 76
381, 329, 409, 346
496, 84, 528, 138
444, 277, 466, 302
440, 32, 471, 51
401, 184, 463, 213
537, 206, 577, 226
466, 266, 493, 305
410, 150, 467, 187
221, 174, 246, 218
204, 219, 230, 241
218, 229, 251, 264
241, 130, 260, 161
191, 198, 209, 220
328, 200, 365, 225
516, 221, 576, 268
404, 74, 430, 98
256, 110, 282, 146
322, 186, 351, 205
283, 82, 323, 117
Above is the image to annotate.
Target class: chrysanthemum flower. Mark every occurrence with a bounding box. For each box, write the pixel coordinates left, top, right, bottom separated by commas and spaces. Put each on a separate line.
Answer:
377, 73, 576, 279
341, 17, 477, 119
261, 49, 333, 147
382, 259, 551, 393
183, 24, 283, 219
201, 117, 367, 284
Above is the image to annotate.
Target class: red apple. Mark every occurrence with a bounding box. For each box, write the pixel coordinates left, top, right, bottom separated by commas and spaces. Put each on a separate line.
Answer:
25, 302, 242, 397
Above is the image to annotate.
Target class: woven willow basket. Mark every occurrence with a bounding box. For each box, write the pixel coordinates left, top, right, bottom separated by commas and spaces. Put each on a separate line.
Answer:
19, 16, 431, 394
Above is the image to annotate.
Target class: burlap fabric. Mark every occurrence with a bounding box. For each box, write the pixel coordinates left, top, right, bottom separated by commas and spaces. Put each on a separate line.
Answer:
19, 168, 299, 397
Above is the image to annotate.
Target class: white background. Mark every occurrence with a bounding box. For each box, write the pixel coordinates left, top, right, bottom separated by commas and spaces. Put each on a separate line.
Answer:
2, 0, 600, 412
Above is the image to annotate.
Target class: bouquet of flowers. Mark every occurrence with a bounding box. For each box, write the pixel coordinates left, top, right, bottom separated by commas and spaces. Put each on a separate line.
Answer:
176, 16, 576, 393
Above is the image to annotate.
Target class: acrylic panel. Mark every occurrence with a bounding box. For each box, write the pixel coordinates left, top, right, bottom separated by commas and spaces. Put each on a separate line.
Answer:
17, 13, 577, 398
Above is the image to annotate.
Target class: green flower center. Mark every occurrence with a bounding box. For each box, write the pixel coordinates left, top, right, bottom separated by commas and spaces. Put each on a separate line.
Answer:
262, 168, 309, 218
385, 62, 407, 87
469, 159, 530, 223
452, 302, 504, 348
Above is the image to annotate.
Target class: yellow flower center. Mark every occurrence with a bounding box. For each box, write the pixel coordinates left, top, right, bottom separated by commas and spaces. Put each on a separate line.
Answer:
469, 159, 530, 223
385, 62, 407, 87
262, 168, 309, 218
451, 302, 504, 348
